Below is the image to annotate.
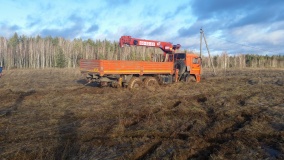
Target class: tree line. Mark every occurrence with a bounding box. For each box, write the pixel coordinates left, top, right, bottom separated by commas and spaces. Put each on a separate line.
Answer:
201, 53, 284, 69
0, 33, 283, 69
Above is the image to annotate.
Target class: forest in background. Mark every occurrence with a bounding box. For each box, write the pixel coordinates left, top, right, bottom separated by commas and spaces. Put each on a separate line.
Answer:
0, 33, 283, 69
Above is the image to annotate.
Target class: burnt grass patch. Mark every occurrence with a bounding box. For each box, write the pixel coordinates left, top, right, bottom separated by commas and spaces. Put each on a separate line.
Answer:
0, 68, 283, 159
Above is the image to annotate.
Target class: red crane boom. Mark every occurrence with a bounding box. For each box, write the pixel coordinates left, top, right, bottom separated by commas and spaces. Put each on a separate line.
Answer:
119, 36, 181, 55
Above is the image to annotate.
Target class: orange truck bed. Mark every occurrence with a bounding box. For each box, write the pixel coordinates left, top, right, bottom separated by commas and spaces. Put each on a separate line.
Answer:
80, 59, 175, 76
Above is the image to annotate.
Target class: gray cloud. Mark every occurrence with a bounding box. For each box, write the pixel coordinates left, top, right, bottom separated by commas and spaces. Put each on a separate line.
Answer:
39, 2, 53, 11
0, 23, 21, 37
191, 0, 284, 27
177, 19, 225, 37
104, 0, 131, 7
164, 2, 190, 20
141, 4, 158, 17
148, 25, 168, 36
120, 22, 152, 37
176, 0, 284, 54
87, 24, 99, 32
35, 10, 101, 39
10, 25, 21, 30
68, 14, 83, 24
40, 14, 85, 38
191, 0, 250, 19
178, 21, 204, 37
40, 24, 82, 38
26, 12, 85, 37
26, 15, 42, 27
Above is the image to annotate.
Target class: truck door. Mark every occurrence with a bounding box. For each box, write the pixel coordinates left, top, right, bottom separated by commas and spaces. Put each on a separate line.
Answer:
190, 57, 201, 74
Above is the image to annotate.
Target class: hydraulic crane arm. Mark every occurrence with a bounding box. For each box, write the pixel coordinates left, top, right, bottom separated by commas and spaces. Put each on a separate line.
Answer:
119, 36, 181, 54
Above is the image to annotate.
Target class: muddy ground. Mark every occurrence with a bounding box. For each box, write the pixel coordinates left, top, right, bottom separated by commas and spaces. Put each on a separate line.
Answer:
0, 68, 283, 159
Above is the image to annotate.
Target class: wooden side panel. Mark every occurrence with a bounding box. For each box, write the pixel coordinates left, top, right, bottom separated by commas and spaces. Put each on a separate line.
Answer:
80, 59, 174, 75
80, 59, 101, 73
101, 60, 141, 75
138, 61, 173, 74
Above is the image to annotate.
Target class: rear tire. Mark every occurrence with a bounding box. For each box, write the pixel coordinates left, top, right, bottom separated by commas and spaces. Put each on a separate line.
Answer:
100, 81, 109, 87
128, 77, 142, 89
144, 77, 159, 91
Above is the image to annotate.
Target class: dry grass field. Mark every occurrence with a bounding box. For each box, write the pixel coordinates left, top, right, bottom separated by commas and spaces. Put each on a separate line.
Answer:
0, 68, 283, 159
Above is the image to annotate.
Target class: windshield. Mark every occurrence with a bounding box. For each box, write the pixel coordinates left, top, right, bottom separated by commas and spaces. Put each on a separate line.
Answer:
174, 53, 186, 60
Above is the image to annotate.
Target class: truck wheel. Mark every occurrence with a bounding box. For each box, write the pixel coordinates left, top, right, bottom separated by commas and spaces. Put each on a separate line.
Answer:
128, 77, 142, 89
144, 77, 159, 91
100, 81, 109, 87
111, 81, 120, 88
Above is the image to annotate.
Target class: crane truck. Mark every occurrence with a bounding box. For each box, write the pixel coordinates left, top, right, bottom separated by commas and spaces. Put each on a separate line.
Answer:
80, 36, 201, 89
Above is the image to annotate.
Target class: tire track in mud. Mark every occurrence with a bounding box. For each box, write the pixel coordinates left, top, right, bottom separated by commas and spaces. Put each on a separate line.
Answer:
88, 90, 281, 159
123, 107, 162, 128
116, 95, 210, 159
123, 100, 182, 129
122, 99, 203, 158
125, 91, 272, 159
106, 100, 189, 159
184, 95, 276, 159
0, 89, 36, 117
164, 93, 235, 158
70, 97, 184, 158
106, 100, 279, 157
127, 140, 162, 160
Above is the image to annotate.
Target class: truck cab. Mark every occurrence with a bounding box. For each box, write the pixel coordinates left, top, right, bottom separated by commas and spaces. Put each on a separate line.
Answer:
173, 53, 201, 82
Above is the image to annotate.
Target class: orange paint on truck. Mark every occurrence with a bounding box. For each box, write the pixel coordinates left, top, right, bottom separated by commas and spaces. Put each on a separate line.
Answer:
80, 59, 175, 76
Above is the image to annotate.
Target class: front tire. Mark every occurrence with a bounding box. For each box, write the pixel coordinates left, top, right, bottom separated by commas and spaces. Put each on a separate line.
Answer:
128, 77, 142, 89
144, 77, 159, 91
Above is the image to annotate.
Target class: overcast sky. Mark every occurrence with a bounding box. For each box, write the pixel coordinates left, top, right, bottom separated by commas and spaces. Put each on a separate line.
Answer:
0, 0, 283, 55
